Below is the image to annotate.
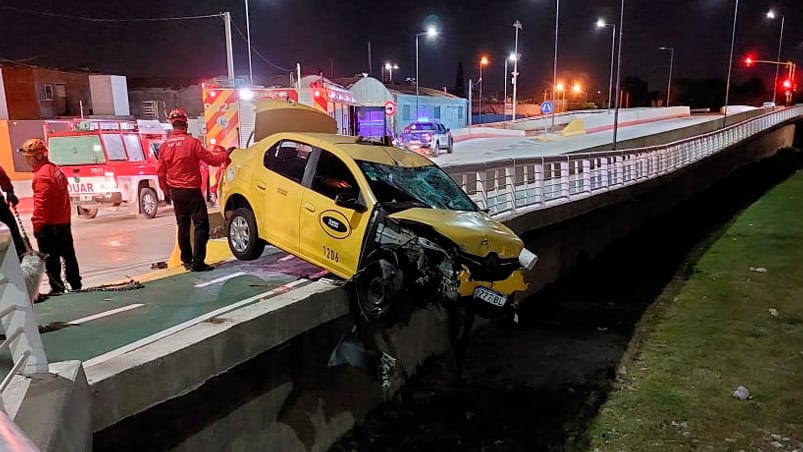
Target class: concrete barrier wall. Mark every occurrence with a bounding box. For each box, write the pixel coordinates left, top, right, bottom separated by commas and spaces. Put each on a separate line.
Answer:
451, 127, 525, 139
90, 121, 798, 451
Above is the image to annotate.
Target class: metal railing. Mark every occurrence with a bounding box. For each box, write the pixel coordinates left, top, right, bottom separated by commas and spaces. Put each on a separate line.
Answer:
448, 106, 803, 220
0, 227, 49, 451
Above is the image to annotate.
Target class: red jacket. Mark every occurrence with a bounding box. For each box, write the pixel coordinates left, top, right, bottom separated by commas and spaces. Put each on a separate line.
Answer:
156, 130, 229, 191
31, 158, 71, 233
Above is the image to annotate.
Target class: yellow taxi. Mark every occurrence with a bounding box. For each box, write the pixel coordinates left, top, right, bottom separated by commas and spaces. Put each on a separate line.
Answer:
220, 100, 538, 321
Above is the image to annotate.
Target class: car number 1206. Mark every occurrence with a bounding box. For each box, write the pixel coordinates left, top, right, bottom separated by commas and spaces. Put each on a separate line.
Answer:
323, 246, 339, 263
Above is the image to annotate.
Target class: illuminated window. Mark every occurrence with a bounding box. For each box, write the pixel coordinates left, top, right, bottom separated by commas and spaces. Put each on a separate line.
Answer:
40, 84, 54, 101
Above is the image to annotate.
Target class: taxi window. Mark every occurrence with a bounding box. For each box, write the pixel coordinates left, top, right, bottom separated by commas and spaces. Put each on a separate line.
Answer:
123, 134, 145, 161
264, 140, 311, 183
102, 134, 128, 161
311, 150, 359, 200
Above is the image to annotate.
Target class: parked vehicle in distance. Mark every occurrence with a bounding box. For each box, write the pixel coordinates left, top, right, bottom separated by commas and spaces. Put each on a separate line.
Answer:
397, 120, 453, 157
44, 119, 169, 219
762, 101, 776, 109
220, 100, 538, 322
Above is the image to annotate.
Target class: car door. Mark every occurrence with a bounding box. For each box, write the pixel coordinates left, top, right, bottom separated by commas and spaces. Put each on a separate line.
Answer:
259, 140, 313, 253
299, 147, 372, 279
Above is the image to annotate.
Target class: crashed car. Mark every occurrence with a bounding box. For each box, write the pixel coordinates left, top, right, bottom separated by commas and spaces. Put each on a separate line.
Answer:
220, 99, 537, 321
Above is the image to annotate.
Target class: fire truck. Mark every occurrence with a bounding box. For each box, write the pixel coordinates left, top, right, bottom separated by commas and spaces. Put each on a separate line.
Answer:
44, 119, 169, 219
203, 85, 299, 150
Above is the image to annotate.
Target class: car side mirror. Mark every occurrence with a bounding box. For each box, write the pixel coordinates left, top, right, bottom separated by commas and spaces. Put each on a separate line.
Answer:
335, 192, 367, 213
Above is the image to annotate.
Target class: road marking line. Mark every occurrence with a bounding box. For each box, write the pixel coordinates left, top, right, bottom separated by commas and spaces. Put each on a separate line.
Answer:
69, 304, 145, 325
84, 279, 310, 368
194, 272, 246, 288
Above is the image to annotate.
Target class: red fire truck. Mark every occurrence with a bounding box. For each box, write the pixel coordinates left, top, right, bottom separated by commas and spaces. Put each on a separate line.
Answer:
44, 119, 169, 219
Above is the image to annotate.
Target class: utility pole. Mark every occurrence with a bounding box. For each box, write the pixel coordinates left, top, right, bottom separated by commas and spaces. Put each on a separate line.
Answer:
223, 12, 235, 84
511, 20, 522, 123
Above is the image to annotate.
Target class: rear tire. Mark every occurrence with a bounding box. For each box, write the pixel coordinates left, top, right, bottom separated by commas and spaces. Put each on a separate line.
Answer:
227, 207, 265, 260
447, 138, 454, 154
139, 187, 158, 219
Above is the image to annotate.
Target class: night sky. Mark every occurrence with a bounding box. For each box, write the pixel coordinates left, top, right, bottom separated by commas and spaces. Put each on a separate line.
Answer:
1, 1, 800, 97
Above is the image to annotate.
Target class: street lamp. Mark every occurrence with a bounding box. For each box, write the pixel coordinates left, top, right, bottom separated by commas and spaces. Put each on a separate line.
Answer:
767, 10, 785, 106
244, 0, 253, 85
512, 20, 523, 122
612, 0, 625, 150
479, 56, 489, 123
551, 0, 560, 128
724, 0, 739, 122
415, 26, 439, 118
596, 18, 616, 112
504, 52, 517, 119
556, 82, 566, 111
384, 62, 399, 83
658, 46, 674, 107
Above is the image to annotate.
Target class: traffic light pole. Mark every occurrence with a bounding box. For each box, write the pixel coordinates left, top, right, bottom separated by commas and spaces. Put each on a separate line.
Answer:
745, 58, 797, 104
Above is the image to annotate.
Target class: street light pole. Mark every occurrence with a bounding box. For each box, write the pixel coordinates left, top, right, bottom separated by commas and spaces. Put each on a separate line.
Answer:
724, 0, 739, 122
385, 63, 399, 83
504, 57, 508, 118
612, 0, 625, 150
415, 27, 439, 119
596, 19, 616, 112
244, 0, 253, 85
512, 20, 522, 123
658, 46, 674, 107
767, 10, 785, 106
479, 56, 489, 124
551, 0, 560, 129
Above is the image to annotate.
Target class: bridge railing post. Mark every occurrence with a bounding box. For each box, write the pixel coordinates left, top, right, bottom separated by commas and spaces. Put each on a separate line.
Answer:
582, 156, 591, 195
560, 158, 570, 200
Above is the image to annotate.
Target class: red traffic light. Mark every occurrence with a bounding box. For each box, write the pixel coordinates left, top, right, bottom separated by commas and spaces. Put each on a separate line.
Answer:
744, 56, 754, 67
782, 79, 792, 89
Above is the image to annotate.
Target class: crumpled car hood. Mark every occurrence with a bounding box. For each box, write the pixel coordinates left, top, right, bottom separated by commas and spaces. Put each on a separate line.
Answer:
388, 208, 523, 259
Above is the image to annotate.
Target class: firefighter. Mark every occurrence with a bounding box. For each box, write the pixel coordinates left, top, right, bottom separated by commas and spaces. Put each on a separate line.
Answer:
0, 164, 26, 259
17, 138, 82, 294
157, 109, 230, 272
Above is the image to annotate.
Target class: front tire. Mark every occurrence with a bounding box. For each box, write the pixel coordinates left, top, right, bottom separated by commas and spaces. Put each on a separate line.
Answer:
227, 207, 265, 260
76, 206, 98, 219
447, 138, 454, 154
355, 258, 406, 322
432, 141, 440, 157
139, 187, 158, 218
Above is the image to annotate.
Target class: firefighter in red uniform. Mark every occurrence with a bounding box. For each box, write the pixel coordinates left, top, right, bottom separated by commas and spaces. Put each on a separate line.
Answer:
0, 164, 26, 259
157, 109, 230, 272
18, 138, 82, 294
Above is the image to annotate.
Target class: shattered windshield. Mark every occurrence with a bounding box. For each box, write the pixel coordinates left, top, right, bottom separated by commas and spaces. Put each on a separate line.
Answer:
357, 161, 477, 212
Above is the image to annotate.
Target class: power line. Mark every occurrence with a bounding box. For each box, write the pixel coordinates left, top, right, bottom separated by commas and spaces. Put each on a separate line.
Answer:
0, 6, 223, 23
229, 21, 291, 73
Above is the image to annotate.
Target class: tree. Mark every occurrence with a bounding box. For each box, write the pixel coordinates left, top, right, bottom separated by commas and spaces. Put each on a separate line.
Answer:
452, 61, 465, 98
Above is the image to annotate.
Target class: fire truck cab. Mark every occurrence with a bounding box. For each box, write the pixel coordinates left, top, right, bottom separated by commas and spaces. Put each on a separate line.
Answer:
44, 119, 168, 219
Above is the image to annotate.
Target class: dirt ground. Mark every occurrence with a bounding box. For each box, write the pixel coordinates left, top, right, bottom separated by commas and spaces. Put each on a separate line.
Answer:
331, 151, 803, 452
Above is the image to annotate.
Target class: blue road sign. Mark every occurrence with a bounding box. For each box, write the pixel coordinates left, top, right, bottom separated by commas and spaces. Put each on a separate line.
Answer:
540, 101, 554, 115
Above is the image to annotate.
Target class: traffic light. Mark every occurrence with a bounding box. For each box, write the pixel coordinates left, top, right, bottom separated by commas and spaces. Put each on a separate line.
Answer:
782, 79, 792, 89
744, 56, 754, 67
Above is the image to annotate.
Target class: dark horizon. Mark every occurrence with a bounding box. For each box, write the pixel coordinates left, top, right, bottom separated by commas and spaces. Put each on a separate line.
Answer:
1, 1, 800, 96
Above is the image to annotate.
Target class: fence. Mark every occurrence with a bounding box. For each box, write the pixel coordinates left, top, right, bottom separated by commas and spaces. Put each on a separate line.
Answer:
448, 106, 802, 221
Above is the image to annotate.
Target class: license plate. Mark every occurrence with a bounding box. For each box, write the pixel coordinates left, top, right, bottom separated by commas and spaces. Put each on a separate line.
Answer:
79, 194, 93, 202
474, 286, 507, 307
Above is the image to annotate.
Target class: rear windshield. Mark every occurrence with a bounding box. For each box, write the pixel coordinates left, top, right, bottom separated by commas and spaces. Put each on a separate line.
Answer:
48, 136, 106, 165
408, 122, 435, 131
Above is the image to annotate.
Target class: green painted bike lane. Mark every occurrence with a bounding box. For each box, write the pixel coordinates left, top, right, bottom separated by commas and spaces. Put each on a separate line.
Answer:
4, 249, 326, 366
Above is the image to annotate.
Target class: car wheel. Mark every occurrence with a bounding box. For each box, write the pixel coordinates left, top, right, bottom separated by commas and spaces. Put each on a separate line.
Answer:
76, 206, 98, 219
227, 207, 265, 261
139, 187, 158, 219
447, 138, 454, 154
355, 258, 406, 321
433, 141, 440, 157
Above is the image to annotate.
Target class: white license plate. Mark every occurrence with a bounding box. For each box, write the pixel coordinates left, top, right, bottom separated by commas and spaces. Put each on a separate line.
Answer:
474, 286, 507, 307
79, 194, 93, 202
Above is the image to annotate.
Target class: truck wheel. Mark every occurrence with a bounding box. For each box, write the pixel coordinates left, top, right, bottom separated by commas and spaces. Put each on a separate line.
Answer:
227, 208, 265, 260
77, 207, 98, 219
432, 141, 440, 157
139, 187, 158, 219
